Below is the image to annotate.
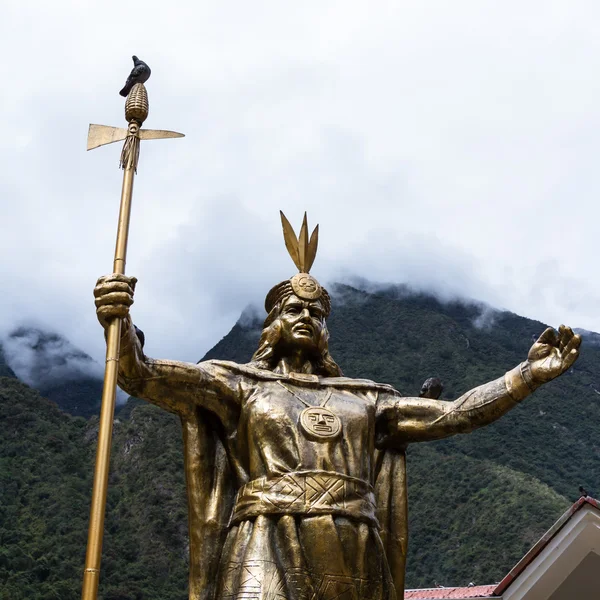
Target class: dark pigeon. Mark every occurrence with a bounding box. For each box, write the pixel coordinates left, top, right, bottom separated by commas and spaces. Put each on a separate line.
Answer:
119, 56, 151, 97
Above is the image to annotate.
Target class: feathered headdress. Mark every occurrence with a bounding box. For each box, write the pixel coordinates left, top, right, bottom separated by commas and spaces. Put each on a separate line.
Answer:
264, 212, 331, 317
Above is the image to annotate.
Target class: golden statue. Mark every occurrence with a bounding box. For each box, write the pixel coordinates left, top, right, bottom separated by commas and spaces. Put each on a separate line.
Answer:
94, 212, 581, 600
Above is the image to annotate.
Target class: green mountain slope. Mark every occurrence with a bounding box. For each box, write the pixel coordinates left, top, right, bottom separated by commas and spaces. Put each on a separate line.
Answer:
1, 284, 598, 598
0, 377, 91, 599
407, 445, 569, 585
0, 378, 189, 600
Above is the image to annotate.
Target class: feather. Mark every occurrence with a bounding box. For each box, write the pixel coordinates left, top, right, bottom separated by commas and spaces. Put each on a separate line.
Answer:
298, 213, 309, 272
280, 211, 301, 271
305, 224, 319, 272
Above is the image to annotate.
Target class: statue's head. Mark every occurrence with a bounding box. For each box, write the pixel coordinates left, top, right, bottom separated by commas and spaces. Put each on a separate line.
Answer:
251, 293, 341, 376
250, 212, 342, 377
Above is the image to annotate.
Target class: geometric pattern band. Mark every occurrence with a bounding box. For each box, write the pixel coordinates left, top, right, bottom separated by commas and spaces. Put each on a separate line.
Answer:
221, 560, 384, 600
230, 470, 378, 528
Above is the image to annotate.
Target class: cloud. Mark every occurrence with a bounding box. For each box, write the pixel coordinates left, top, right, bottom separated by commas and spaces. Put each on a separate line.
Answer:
3, 327, 103, 388
2, 1, 600, 364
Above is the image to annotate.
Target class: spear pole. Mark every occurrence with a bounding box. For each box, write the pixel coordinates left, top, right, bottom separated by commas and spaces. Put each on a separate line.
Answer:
82, 83, 183, 600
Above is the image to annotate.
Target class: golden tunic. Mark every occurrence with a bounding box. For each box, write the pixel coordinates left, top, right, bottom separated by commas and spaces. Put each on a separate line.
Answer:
116, 320, 532, 600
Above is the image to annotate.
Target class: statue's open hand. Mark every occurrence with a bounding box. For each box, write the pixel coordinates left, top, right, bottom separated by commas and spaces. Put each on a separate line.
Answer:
94, 274, 137, 329
528, 325, 581, 384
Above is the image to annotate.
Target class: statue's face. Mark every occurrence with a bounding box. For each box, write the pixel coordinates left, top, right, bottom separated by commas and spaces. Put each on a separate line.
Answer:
278, 294, 325, 352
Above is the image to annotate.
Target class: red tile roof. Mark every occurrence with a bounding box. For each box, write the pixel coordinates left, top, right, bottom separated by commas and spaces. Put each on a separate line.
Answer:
404, 586, 496, 599
493, 496, 600, 595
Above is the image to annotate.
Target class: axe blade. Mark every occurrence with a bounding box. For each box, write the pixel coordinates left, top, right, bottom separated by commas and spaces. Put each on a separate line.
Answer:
139, 129, 185, 141
87, 124, 128, 151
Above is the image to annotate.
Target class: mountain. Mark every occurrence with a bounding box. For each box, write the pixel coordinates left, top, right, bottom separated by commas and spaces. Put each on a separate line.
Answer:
1, 283, 599, 598
0, 327, 104, 418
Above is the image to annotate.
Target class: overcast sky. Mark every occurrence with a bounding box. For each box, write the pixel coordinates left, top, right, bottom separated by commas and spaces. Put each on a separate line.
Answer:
2, 1, 600, 365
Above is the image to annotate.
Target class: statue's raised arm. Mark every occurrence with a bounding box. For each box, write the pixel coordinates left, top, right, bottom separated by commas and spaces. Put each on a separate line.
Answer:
376, 325, 581, 446
93, 273, 241, 422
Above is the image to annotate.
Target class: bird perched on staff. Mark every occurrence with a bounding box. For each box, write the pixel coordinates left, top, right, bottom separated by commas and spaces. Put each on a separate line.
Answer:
119, 56, 151, 97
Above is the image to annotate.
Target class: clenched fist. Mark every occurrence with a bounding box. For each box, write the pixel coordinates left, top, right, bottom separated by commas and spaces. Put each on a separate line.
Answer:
94, 274, 137, 329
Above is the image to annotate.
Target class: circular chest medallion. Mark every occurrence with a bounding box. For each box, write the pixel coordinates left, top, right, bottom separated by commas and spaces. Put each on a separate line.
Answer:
291, 273, 322, 300
299, 407, 342, 440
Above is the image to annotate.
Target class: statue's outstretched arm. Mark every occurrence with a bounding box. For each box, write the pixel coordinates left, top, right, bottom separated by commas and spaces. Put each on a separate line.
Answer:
93, 274, 240, 420
377, 325, 581, 446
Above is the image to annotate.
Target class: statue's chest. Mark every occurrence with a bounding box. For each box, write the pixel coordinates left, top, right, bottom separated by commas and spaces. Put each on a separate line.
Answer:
242, 381, 375, 443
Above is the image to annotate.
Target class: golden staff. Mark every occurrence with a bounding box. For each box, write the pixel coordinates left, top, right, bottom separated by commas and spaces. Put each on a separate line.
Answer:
82, 83, 184, 600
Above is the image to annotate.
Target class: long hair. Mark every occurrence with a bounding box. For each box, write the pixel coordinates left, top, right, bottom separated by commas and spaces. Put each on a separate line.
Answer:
250, 301, 343, 377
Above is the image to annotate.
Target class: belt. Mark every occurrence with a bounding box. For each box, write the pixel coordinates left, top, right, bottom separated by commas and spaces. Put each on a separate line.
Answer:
230, 470, 379, 528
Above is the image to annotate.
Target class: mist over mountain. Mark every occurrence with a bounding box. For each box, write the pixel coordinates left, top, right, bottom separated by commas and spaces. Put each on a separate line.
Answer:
3, 327, 103, 386
0, 327, 105, 418
0, 345, 16, 379
574, 327, 600, 347
2, 283, 599, 598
